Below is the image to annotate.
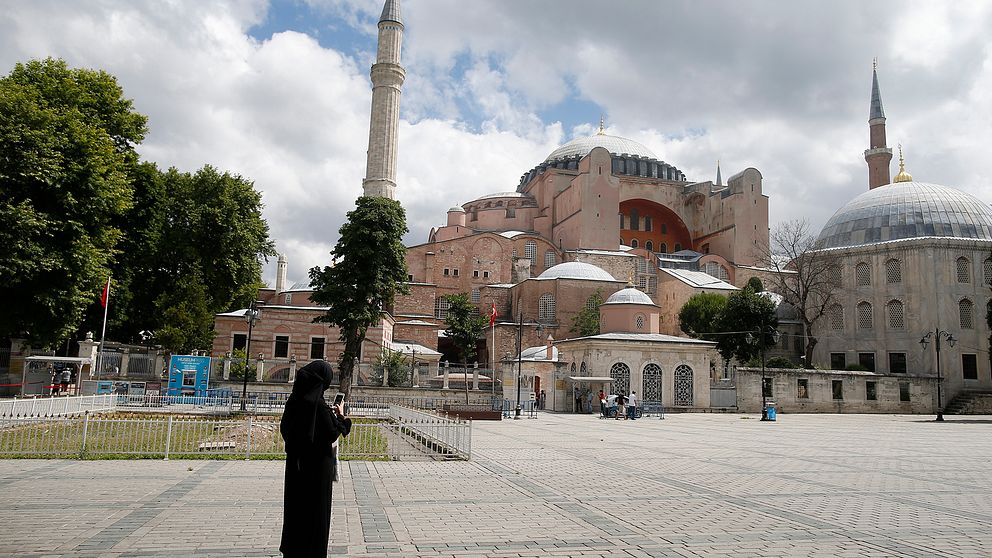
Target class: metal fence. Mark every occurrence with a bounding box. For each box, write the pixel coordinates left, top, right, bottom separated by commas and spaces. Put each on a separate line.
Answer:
0, 408, 471, 461
0, 395, 116, 417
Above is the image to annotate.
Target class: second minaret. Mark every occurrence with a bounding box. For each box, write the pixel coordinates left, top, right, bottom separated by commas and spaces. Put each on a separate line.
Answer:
362, 0, 405, 199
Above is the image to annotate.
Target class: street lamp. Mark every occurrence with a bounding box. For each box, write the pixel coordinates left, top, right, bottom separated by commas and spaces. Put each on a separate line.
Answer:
513, 311, 543, 419
747, 327, 781, 421
240, 300, 263, 412
920, 328, 956, 422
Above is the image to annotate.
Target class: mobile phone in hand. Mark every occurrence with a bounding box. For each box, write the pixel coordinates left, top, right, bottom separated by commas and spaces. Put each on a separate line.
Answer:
333, 392, 345, 406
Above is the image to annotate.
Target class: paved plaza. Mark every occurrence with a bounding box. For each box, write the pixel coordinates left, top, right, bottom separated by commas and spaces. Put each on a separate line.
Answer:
1, 413, 991, 557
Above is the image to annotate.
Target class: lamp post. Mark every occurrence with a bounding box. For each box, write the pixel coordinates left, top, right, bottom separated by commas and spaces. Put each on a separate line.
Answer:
747, 326, 780, 421
920, 328, 956, 422
515, 311, 523, 419
240, 300, 263, 412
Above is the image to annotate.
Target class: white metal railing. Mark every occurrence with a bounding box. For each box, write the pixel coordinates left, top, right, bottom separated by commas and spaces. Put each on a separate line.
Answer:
389, 406, 471, 460
0, 413, 470, 461
0, 395, 116, 417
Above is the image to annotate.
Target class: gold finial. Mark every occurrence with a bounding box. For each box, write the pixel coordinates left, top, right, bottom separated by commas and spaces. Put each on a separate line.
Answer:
597, 115, 605, 135
893, 143, 913, 183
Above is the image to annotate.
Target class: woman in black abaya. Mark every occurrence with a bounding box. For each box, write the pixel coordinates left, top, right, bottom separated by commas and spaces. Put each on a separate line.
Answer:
279, 361, 351, 557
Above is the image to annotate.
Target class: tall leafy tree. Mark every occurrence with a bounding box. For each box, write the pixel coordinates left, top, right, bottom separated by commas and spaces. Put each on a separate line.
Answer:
678, 292, 728, 340
570, 290, 604, 336
443, 293, 488, 364
309, 197, 409, 398
0, 58, 147, 346
713, 286, 779, 364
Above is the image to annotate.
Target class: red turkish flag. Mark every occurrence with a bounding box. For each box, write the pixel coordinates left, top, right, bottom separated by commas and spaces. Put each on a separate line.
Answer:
489, 302, 498, 326
100, 277, 111, 308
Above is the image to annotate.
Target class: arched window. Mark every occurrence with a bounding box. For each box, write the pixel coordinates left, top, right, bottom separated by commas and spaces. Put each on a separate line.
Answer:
828, 266, 843, 286
524, 241, 537, 262
660, 243, 668, 254
829, 304, 844, 330
960, 298, 974, 329
984, 258, 992, 286
957, 257, 972, 283
645, 240, 653, 252
885, 259, 902, 284
544, 250, 556, 269
570, 362, 576, 375
630, 239, 638, 248
856, 301, 873, 329
642, 363, 662, 402
538, 293, 556, 322
635, 314, 645, 330
674, 243, 682, 252
674, 364, 693, 406
434, 296, 450, 319
610, 362, 631, 395
580, 362, 587, 376
886, 299, 904, 329
855, 262, 871, 286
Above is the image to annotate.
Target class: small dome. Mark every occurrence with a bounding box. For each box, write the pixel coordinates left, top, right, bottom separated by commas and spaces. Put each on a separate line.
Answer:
537, 262, 615, 281
447, 206, 465, 213
545, 133, 658, 163
604, 288, 654, 305
817, 182, 992, 249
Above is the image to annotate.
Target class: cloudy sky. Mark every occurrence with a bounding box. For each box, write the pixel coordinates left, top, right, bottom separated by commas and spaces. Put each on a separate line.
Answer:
3, 0, 991, 286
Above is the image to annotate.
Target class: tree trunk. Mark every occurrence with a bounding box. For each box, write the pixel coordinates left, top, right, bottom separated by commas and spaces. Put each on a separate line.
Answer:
804, 322, 817, 368
338, 334, 364, 400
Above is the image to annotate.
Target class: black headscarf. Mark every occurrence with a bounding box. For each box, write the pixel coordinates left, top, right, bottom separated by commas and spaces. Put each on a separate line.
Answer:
281, 361, 334, 448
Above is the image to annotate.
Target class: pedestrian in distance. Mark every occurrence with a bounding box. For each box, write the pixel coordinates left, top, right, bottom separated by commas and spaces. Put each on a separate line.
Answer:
598, 389, 607, 418
615, 393, 626, 420
627, 391, 637, 420
279, 361, 351, 558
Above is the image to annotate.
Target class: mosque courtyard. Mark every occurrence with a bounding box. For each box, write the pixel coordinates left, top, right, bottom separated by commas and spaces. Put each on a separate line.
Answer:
0, 413, 989, 557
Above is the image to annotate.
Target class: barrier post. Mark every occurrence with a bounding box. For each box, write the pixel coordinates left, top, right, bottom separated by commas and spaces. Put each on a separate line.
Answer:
80, 411, 90, 458
164, 415, 173, 461
245, 414, 253, 460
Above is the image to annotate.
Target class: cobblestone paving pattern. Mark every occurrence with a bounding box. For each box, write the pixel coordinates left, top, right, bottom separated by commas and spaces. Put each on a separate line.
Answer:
0, 413, 990, 557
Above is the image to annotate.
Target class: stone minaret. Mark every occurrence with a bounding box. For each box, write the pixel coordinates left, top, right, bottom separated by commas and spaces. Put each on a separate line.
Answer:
362, 0, 405, 199
864, 60, 892, 189
275, 253, 288, 294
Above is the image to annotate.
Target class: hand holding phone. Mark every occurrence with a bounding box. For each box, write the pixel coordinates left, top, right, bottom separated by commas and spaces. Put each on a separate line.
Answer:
332, 392, 345, 416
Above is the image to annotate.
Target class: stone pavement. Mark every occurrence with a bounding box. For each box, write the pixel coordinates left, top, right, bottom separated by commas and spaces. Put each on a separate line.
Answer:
1, 413, 991, 557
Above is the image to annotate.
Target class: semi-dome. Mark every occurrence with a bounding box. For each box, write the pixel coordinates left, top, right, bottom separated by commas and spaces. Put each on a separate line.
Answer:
603, 288, 655, 306
537, 262, 615, 281
545, 133, 658, 163
817, 182, 992, 249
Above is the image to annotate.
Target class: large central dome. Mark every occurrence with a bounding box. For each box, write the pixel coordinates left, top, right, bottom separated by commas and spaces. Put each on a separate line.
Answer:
817, 181, 992, 249
545, 133, 658, 163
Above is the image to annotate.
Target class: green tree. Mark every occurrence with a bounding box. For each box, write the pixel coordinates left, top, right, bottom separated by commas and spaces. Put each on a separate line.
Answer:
570, 290, 603, 336
0, 58, 147, 346
443, 293, 488, 363
713, 287, 779, 364
229, 349, 256, 381
373, 347, 409, 387
678, 292, 728, 340
745, 276, 764, 293
309, 197, 409, 399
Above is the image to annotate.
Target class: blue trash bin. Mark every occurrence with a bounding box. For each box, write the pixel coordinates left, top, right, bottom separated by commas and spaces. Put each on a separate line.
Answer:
765, 404, 777, 421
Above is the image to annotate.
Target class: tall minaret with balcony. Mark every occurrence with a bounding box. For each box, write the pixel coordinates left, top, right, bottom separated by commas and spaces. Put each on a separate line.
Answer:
864, 60, 892, 189
362, 0, 405, 199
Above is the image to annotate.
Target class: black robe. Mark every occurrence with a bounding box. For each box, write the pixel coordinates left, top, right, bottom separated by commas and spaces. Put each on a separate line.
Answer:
279, 361, 352, 557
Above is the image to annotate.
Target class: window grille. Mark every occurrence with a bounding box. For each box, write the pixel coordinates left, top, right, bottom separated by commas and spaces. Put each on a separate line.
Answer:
855, 262, 871, 286
984, 258, 992, 285
644, 216, 652, 232
580, 362, 587, 376
471, 289, 480, 303
284, 293, 292, 305
674, 364, 693, 406
524, 241, 537, 262
585, 296, 599, 310
886, 300, 904, 329
660, 243, 668, 254
637, 258, 648, 273
959, 298, 974, 329
434, 297, 450, 319
538, 293, 556, 322
957, 257, 971, 283
674, 243, 682, 252
544, 250, 556, 269
885, 259, 902, 284
631, 239, 638, 248
610, 362, 631, 395
635, 315, 645, 330
829, 305, 844, 329
828, 266, 842, 286
645, 241, 653, 252
642, 363, 661, 401
856, 301, 873, 329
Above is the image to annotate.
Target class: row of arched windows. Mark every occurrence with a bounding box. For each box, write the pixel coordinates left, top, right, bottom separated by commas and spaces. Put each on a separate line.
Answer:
830, 298, 978, 331
852, 257, 992, 287
626, 239, 681, 253
601, 361, 695, 406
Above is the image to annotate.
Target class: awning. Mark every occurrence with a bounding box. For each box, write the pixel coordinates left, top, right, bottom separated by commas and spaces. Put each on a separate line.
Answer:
25, 356, 92, 363
569, 376, 613, 382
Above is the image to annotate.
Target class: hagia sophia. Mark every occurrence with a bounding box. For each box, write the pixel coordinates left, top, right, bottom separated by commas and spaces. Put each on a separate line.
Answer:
213, 0, 992, 415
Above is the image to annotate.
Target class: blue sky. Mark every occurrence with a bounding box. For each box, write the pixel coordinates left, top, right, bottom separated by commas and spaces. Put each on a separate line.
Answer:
2, 0, 992, 285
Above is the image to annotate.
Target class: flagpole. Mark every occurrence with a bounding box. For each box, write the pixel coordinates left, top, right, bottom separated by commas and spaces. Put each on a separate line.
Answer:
96, 277, 110, 378
491, 316, 496, 397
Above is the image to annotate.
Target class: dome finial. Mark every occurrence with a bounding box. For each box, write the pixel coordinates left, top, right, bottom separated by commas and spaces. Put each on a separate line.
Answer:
597, 115, 605, 135
893, 144, 913, 183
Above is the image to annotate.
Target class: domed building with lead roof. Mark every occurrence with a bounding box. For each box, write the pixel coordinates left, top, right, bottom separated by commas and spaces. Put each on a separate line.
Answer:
808, 65, 992, 411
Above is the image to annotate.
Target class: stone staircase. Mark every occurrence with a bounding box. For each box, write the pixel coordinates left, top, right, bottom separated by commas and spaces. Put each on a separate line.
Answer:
943, 391, 992, 415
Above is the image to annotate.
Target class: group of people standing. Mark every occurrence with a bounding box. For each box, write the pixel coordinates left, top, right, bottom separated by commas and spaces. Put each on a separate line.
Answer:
49, 365, 76, 396
598, 389, 638, 420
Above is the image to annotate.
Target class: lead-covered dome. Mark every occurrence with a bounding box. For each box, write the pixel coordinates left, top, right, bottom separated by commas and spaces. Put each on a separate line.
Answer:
545, 133, 658, 163
817, 182, 992, 249
604, 288, 655, 306
537, 262, 615, 281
